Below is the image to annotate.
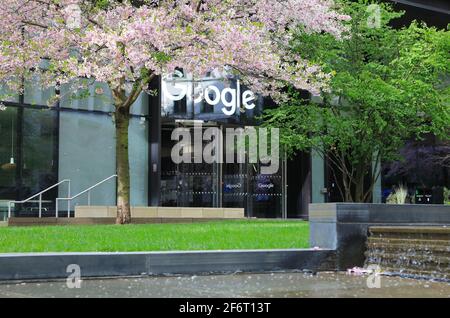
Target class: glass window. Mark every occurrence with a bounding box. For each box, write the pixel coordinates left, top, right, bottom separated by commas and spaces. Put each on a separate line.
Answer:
60, 82, 114, 113
59, 111, 149, 210
0, 107, 57, 217
22, 108, 57, 198
0, 83, 19, 103
60, 82, 149, 116
129, 116, 149, 206
58, 111, 116, 210
0, 107, 17, 220
24, 78, 56, 106
0, 107, 18, 202
130, 92, 149, 116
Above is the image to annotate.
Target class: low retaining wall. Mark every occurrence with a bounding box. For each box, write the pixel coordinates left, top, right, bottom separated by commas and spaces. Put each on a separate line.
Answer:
0, 249, 336, 281
309, 203, 450, 270
7, 217, 247, 227
75, 206, 244, 219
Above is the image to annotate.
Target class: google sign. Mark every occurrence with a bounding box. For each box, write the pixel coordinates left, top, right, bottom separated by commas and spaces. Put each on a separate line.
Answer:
162, 77, 256, 116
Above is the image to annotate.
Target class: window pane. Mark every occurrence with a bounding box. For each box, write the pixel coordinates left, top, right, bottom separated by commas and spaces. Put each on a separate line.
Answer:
0, 107, 18, 203
60, 82, 114, 113
0, 83, 19, 103
130, 93, 149, 116
58, 111, 116, 210
22, 108, 57, 196
129, 116, 149, 206
24, 78, 56, 106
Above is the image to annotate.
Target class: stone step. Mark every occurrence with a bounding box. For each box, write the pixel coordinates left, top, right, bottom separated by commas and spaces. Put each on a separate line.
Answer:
368, 233, 450, 241
367, 237, 450, 247
369, 226, 450, 235
366, 251, 450, 263
366, 242, 450, 254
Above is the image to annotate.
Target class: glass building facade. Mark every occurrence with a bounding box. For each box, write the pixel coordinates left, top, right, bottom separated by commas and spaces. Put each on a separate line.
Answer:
0, 71, 373, 220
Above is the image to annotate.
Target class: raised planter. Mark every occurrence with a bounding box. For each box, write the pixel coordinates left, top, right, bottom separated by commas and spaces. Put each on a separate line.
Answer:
0, 249, 336, 281
309, 203, 450, 270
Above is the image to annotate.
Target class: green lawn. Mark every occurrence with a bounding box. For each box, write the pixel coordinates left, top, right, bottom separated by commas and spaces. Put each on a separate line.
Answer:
0, 220, 309, 253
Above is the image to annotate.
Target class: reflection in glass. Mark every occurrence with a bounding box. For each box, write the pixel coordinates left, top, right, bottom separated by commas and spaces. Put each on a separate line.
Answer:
161, 127, 219, 208
0, 107, 18, 203
0, 106, 58, 217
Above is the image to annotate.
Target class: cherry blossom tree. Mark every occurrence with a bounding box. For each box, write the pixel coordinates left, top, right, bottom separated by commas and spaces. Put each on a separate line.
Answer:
0, 0, 349, 224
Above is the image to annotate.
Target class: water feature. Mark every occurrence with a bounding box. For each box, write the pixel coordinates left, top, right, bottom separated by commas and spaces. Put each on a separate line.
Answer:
365, 226, 450, 281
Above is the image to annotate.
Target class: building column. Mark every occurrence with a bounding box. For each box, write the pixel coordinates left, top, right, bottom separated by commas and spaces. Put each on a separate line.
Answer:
148, 76, 161, 206
311, 150, 326, 204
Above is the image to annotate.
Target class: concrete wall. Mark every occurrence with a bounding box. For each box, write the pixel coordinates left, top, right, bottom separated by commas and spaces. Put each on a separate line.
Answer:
0, 249, 336, 281
309, 203, 450, 270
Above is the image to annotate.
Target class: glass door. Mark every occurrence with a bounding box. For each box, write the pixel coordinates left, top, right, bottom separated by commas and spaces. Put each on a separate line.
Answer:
161, 125, 220, 208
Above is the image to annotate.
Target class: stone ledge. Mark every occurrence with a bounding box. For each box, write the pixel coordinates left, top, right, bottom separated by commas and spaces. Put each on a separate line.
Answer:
369, 226, 450, 234
75, 206, 245, 219
0, 249, 336, 281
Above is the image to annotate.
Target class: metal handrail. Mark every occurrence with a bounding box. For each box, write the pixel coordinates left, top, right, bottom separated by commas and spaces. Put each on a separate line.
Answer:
55, 175, 117, 218
8, 179, 71, 219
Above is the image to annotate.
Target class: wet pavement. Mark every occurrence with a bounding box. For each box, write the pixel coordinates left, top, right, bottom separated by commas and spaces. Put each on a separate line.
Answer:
0, 272, 449, 298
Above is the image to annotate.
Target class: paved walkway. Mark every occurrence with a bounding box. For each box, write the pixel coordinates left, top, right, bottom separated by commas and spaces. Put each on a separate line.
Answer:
0, 272, 449, 298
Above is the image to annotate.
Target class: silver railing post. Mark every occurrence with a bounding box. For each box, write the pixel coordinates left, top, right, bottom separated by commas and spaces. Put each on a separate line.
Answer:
67, 181, 71, 217
87, 191, 91, 206
38, 194, 42, 218
67, 199, 71, 218
56, 199, 59, 218
8, 202, 11, 219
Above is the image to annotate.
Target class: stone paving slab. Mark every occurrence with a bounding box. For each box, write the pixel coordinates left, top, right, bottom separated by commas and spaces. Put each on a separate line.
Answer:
1, 272, 449, 298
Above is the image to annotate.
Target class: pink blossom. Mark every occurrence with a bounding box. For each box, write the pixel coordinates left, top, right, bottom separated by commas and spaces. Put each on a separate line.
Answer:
0, 0, 350, 104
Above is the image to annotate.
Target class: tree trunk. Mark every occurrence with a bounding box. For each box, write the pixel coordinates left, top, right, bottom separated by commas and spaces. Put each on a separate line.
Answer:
353, 170, 365, 203
115, 108, 131, 224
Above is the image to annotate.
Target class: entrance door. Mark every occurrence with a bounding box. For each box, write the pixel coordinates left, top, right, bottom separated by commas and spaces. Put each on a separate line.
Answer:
160, 124, 286, 217
161, 125, 220, 207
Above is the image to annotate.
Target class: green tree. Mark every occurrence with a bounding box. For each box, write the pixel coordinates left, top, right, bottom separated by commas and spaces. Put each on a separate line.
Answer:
263, 0, 450, 202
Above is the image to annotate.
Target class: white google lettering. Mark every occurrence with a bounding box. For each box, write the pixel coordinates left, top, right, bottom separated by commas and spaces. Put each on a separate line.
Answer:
258, 183, 274, 190
163, 79, 256, 116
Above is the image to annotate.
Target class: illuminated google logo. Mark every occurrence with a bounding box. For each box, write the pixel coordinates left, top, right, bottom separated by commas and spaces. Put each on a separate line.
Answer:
162, 72, 256, 116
